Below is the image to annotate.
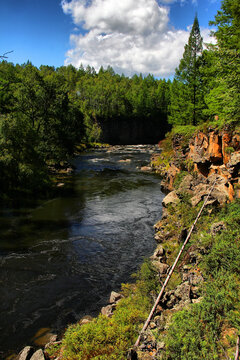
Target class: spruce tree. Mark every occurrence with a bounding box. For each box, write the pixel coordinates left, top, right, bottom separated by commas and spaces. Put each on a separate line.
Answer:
169, 15, 206, 126
205, 0, 240, 125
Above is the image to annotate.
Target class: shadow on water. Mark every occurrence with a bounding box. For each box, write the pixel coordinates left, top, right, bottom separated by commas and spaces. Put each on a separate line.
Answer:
0, 145, 164, 357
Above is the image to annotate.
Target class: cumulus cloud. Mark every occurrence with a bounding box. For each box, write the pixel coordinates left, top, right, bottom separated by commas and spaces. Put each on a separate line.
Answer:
61, 0, 213, 77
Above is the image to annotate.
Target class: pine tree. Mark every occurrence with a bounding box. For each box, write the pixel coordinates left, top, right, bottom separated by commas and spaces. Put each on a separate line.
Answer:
169, 15, 206, 126
205, 0, 240, 125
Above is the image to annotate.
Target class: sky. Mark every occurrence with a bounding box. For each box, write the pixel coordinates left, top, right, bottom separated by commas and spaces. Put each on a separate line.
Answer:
1, 0, 222, 78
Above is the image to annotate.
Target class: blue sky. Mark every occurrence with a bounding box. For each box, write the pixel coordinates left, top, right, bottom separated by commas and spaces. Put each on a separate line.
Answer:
1, 0, 222, 77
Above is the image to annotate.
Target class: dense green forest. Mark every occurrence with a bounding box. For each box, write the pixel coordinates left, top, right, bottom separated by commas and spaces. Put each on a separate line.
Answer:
0, 61, 171, 202
0, 0, 239, 202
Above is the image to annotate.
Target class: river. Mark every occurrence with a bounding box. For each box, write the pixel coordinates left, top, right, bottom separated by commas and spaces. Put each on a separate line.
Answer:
0, 145, 164, 357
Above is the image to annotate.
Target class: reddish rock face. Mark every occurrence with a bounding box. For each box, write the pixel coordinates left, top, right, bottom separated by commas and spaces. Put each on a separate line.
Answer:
208, 132, 223, 163
158, 129, 239, 203
222, 133, 232, 164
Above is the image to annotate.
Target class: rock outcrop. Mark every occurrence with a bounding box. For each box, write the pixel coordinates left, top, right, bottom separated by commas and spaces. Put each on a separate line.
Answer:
152, 128, 240, 203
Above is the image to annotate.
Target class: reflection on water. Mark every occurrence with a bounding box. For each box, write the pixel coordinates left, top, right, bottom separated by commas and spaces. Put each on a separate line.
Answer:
0, 145, 164, 356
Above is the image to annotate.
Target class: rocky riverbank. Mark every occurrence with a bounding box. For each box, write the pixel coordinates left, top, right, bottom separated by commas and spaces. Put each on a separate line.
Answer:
131, 126, 240, 359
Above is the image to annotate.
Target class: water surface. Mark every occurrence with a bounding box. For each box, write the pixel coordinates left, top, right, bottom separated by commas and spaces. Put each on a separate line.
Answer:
0, 145, 164, 356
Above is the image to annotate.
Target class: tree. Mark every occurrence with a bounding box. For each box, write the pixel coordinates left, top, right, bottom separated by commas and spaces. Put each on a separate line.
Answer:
204, 0, 240, 125
169, 15, 206, 126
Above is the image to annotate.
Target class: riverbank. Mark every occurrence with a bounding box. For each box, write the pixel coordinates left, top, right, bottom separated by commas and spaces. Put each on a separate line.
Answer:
40, 125, 240, 360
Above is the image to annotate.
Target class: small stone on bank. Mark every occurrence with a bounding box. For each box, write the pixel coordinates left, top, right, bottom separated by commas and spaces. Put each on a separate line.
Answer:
18, 346, 34, 360
30, 349, 45, 360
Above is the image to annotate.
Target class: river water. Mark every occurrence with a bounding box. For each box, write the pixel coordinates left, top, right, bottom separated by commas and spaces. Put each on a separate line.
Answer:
0, 145, 164, 357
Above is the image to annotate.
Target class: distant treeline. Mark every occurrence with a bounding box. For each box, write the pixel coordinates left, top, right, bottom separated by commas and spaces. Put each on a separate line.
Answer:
0, 62, 171, 201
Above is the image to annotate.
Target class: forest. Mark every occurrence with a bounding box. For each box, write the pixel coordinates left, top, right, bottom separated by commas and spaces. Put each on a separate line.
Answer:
0, 0, 239, 202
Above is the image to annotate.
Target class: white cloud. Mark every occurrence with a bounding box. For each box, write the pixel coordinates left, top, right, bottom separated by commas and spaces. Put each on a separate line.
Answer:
61, 0, 214, 78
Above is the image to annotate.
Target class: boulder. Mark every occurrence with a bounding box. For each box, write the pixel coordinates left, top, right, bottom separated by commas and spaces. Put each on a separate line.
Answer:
190, 194, 203, 207
109, 291, 123, 304
18, 346, 34, 360
30, 349, 45, 360
162, 191, 180, 207
190, 176, 232, 205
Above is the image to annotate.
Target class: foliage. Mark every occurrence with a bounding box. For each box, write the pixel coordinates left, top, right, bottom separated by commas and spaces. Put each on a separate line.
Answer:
163, 200, 240, 359
202, 0, 240, 125
169, 16, 207, 126
0, 61, 171, 201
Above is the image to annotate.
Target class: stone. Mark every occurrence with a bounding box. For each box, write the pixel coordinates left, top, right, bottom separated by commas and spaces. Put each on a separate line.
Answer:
190, 191, 206, 207
149, 322, 156, 329
152, 261, 169, 275
232, 134, 240, 151
165, 164, 180, 191
109, 291, 123, 304
174, 282, 191, 302
101, 304, 116, 317
188, 272, 204, 286
18, 346, 34, 360
162, 191, 180, 207
228, 151, 240, 167
189, 132, 209, 164
140, 166, 152, 172
66, 167, 74, 174
192, 297, 203, 304
157, 341, 165, 350
79, 316, 93, 325
154, 232, 165, 243
153, 245, 165, 258
119, 159, 131, 163
30, 349, 45, 360
177, 174, 194, 194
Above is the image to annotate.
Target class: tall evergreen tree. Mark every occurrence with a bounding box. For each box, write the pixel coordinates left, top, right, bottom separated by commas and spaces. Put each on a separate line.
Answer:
169, 15, 206, 126
204, 0, 240, 125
